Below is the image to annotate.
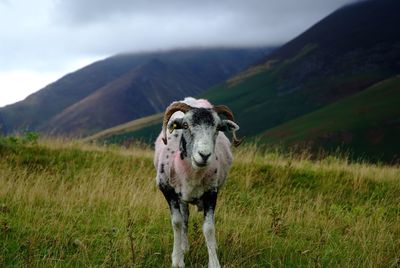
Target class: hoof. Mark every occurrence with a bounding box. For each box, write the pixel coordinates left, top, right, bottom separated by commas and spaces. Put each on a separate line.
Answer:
208, 259, 221, 268
172, 261, 185, 268
172, 252, 185, 268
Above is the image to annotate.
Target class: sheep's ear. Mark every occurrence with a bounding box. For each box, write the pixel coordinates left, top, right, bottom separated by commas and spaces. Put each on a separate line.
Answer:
217, 120, 239, 132
167, 118, 184, 133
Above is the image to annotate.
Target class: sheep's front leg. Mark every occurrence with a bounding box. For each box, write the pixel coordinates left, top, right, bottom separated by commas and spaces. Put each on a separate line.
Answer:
180, 201, 190, 253
202, 189, 221, 268
159, 184, 185, 268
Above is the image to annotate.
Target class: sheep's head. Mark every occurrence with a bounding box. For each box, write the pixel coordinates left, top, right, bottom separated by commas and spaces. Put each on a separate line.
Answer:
162, 102, 243, 169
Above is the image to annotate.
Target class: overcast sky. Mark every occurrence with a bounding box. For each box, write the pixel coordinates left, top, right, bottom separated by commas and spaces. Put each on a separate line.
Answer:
0, 0, 358, 107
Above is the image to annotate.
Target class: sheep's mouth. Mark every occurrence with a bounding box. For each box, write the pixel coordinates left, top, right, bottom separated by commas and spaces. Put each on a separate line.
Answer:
192, 159, 208, 168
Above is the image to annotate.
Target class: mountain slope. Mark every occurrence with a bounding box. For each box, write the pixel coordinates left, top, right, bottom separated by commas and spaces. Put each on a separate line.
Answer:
259, 76, 400, 162
0, 55, 152, 133
0, 48, 272, 136
42, 59, 211, 136
84, 112, 163, 145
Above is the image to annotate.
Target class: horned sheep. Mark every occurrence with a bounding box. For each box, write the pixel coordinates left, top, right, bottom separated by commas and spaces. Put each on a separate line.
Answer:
154, 97, 242, 268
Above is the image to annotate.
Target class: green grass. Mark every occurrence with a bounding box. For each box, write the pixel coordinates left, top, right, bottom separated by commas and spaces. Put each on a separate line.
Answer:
1, 137, 399, 267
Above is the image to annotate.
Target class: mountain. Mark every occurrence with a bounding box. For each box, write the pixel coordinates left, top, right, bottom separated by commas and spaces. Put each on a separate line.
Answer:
88, 0, 400, 162
0, 48, 272, 136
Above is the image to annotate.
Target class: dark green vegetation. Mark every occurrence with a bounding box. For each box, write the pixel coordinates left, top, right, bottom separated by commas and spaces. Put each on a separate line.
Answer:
0, 48, 272, 137
84, 113, 163, 146
86, 115, 162, 146
92, 0, 400, 163
98, 122, 161, 146
260, 76, 400, 163
0, 139, 399, 267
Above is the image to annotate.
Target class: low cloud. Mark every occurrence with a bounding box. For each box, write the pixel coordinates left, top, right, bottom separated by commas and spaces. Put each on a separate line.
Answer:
0, 0, 358, 102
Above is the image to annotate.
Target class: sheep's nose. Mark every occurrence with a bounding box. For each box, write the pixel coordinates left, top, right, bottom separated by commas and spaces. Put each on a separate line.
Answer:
199, 152, 211, 162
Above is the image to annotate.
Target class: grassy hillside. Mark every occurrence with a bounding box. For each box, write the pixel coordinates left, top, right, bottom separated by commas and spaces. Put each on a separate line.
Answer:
259, 76, 400, 162
0, 137, 399, 267
84, 113, 163, 146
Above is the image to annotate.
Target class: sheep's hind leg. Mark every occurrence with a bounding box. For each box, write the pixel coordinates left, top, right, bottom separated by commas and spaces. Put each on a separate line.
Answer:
159, 184, 185, 268
202, 189, 221, 268
179, 201, 190, 253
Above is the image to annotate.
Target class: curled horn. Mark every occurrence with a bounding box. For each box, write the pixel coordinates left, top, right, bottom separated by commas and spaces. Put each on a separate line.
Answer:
162, 102, 192, 145
213, 105, 244, 147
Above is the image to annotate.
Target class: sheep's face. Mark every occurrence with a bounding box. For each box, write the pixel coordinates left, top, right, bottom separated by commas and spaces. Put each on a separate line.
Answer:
168, 108, 239, 169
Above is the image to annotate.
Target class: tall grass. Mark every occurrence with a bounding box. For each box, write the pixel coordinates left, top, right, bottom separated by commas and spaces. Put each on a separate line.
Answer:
0, 138, 399, 267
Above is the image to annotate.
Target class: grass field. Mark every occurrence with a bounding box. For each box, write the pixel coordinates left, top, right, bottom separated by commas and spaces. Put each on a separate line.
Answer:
1, 137, 399, 267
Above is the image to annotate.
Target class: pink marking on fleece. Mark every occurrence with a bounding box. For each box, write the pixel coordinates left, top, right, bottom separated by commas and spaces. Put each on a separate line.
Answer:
195, 99, 213, 108
172, 152, 191, 177
182, 97, 213, 109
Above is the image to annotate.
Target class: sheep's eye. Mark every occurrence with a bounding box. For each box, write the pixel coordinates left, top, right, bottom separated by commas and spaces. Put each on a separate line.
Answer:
182, 122, 189, 129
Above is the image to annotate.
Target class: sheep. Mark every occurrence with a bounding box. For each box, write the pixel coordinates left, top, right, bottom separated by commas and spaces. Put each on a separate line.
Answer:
154, 97, 242, 268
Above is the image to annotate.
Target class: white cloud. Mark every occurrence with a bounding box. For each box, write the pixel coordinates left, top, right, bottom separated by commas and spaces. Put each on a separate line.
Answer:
0, 70, 59, 107
0, 57, 102, 107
